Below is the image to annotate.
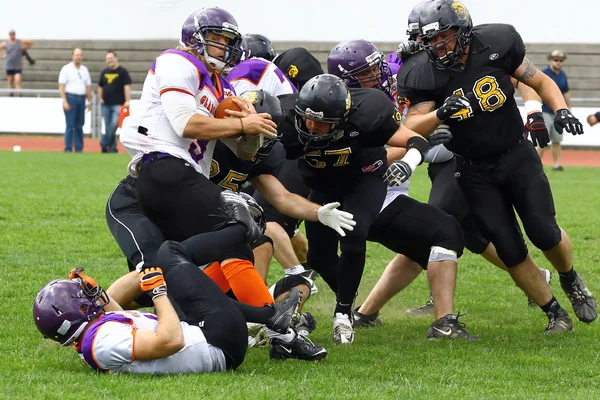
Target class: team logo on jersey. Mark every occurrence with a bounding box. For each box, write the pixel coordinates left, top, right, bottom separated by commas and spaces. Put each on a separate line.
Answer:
489, 53, 499, 60
451, 2, 470, 22
287, 65, 299, 78
349, 131, 359, 137
240, 90, 258, 104
345, 92, 352, 111
361, 160, 384, 173
392, 108, 403, 125
305, 108, 324, 119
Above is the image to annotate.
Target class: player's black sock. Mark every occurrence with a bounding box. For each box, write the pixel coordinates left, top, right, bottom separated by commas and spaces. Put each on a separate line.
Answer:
334, 302, 352, 317
180, 224, 246, 265
540, 296, 562, 315
558, 267, 577, 284
231, 299, 276, 324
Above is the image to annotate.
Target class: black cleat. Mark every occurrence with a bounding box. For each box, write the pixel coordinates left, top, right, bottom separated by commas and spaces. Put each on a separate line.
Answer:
266, 287, 300, 334
270, 332, 328, 361
219, 190, 264, 243
427, 313, 481, 341
406, 297, 434, 316
544, 308, 574, 335
560, 274, 597, 323
352, 307, 382, 328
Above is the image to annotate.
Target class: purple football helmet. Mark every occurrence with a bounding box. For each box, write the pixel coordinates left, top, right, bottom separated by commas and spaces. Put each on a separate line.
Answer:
180, 7, 243, 73
33, 279, 104, 346
327, 39, 394, 97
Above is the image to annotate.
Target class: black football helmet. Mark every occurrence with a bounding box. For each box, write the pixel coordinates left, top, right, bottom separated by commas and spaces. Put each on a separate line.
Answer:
242, 34, 277, 61
238, 89, 285, 161
418, 0, 473, 70
294, 74, 351, 149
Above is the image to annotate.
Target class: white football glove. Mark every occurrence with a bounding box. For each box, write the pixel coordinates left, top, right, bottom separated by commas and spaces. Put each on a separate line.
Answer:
317, 202, 356, 236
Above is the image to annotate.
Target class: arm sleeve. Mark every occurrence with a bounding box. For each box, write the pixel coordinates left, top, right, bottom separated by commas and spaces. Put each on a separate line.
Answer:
123, 68, 132, 85
504, 25, 526, 74
58, 66, 67, 84
156, 54, 204, 137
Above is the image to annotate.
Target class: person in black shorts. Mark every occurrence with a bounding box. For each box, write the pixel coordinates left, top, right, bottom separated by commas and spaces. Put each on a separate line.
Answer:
278, 73, 431, 344
392, 0, 596, 335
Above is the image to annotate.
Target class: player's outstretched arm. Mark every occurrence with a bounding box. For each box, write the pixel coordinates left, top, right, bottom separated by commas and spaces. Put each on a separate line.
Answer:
251, 174, 355, 236
134, 268, 184, 360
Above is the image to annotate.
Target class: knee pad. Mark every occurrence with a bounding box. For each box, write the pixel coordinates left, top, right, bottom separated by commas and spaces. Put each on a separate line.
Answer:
432, 215, 465, 258
269, 274, 312, 299
428, 246, 458, 263
251, 234, 274, 251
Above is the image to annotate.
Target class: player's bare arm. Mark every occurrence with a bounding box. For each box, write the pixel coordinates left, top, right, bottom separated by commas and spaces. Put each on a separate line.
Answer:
134, 268, 185, 360
251, 174, 320, 222
385, 146, 407, 165
403, 101, 442, 137
513, 57, 568, 112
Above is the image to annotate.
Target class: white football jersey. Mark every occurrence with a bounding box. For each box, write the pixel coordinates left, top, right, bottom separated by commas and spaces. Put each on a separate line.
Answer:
120, 49, 237, 177
77, 311, 226, 374
227, 58, 297, 96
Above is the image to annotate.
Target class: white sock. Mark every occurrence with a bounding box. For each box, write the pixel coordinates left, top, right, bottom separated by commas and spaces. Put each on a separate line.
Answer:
265, 327, 296, 342
284, 265, 305, 275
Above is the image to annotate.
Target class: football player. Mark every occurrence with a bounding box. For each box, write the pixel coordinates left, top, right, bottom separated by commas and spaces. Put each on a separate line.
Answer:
392, 0, 596, 334
326, 38, 478, 340
118, 7, 277, 309
278, 74, 432, 344
33, 196, 329, 372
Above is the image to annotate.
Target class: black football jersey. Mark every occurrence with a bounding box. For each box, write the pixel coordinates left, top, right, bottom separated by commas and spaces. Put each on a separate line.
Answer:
209, 140, 284, 192
397, 24, 526, 159
279, 88, 401, 191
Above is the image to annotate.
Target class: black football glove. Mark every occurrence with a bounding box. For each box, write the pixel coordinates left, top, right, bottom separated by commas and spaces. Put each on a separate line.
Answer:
396, 40, 421, 62
525, 112, 550, 148
427, 124, 453, 146
554, 108, 584, 135
436, 94, 471, 121
383, 160, 412, 187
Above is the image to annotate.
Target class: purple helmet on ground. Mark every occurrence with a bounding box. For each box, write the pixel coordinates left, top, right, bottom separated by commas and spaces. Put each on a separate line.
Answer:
327, 39, 394, 97
407, 1, 428, 40
180, 7, 243, 73
33, 279, 104, 346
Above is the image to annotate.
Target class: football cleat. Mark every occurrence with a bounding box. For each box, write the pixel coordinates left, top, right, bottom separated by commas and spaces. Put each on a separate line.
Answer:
265, 287, 300, 334
292, 312, 317, 337
527, 268, 552, 308
332, 312, 355, 344
560, 274, 597, 323
352, 307, 382, 328
269, 332, 328, 361
300, 269, 319, 295
544, 308, 574, 335
406, 295, 434, 316
427, 313, 481, 341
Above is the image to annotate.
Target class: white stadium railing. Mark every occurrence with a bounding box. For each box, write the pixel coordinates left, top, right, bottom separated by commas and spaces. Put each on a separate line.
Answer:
1, 89, 599, 147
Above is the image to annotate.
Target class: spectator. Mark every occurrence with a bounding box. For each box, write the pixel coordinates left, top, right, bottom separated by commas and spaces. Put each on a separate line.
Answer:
0, 29, 34, 95
58, 48, 92, 153
537, 50, 572, 171
587, 112, 600, 127
98, 50, 131, 153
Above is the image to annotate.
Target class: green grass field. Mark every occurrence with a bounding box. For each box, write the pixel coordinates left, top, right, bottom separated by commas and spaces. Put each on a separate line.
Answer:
1, 152, 599, 399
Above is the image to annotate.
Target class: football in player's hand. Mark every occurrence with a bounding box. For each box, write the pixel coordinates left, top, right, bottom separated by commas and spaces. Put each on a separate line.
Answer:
215, 96, 243, 118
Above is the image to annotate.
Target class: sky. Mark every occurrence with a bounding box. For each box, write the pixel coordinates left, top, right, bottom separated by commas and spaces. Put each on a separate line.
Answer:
1, 0, 598, 43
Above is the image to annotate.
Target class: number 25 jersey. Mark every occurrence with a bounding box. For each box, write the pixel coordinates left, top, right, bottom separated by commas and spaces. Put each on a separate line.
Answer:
397, 24, 526, 159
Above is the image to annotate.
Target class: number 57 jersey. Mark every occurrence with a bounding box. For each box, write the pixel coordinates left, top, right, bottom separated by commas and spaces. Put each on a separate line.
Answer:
397, 24, 527, 160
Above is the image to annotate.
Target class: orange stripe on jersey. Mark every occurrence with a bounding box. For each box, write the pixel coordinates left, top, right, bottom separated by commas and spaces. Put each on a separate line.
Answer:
212, 74, 223, 100
91, 326, 109, 372
131, 328, 138, 361
160, 87, 195, 97
149, 69, 155, 75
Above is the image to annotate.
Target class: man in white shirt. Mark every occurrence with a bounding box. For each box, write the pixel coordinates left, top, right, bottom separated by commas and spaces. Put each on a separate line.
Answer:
58, 48, 92, 152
